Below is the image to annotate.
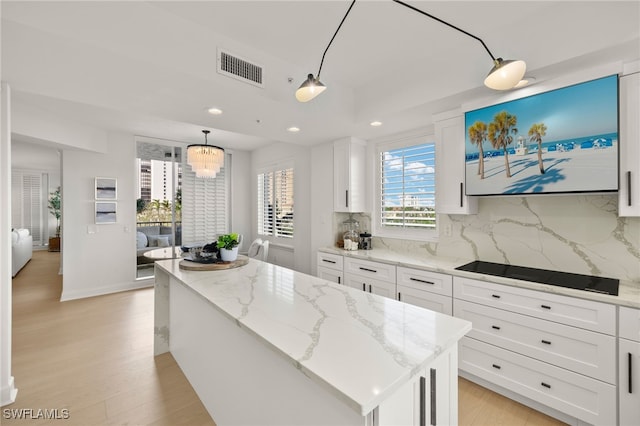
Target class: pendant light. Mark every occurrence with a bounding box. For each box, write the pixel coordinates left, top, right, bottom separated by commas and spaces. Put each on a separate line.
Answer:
391, 0, 526, 91
295, 0, 356, 102
186, 130, 225, 179
296, 0, 526, 102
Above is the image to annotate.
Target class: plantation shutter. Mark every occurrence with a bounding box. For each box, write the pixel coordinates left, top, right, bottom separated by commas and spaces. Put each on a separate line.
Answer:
380, 142, 436, 229
11, 170, 45, 245
257, 167, 294, 238
181, 153, 230, 244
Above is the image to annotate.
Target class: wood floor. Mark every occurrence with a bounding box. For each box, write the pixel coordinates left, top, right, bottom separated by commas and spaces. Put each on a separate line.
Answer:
6, 251, 566, 425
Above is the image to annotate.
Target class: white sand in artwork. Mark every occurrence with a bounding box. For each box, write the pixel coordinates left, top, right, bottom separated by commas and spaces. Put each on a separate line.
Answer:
465, 146, 618, 195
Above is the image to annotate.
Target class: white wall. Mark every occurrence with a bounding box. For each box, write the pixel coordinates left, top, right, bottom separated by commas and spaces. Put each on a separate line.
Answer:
1, 81, 18, 406
60, 132, 142, 300
251, 142, 311, 274
229, 149, 252, 253
309, 142, 334, 276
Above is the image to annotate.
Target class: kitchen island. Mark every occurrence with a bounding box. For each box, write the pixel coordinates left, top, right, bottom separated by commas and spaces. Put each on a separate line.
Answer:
154, 258, 471, 425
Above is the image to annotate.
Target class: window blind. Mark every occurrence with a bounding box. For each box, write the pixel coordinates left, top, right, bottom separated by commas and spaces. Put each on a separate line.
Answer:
181, 153, 230, 244
11, 170, 45, 245
379, 142, 436, 229
257, 167, 294, 238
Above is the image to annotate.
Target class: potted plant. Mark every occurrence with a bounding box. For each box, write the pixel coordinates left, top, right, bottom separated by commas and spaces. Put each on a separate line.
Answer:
217, 233, 240, 262
48, 187, 61, 251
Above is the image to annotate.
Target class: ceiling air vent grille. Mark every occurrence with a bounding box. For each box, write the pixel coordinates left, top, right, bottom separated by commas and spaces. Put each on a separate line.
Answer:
217, 49, 264, 88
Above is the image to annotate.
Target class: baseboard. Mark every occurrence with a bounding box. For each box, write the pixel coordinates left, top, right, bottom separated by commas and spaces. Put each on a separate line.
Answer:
60, 279, 154, 301
1, 376, 18, 407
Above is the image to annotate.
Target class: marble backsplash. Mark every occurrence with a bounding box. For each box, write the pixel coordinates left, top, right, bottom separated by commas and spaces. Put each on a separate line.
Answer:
336, 195, 640, 283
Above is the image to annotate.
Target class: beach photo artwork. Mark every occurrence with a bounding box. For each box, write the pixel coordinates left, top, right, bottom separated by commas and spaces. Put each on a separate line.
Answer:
464, 75, 619, 196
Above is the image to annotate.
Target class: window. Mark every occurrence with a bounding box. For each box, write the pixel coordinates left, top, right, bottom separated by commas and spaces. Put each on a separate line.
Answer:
258, 166, 294, 238
376, 139, 436, 240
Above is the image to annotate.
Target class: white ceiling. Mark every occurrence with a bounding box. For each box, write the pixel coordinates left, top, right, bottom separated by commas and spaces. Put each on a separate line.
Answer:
3, 1, 639, 151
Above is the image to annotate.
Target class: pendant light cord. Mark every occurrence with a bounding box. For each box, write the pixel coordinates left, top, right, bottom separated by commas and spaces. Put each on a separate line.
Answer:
317, 0, 357, 79
392, 0, 497, 62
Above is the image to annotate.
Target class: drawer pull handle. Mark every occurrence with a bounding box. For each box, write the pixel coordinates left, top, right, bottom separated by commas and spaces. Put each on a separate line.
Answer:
359, 267, 377, 273
491, 325, 501, 330
492, 364, 501, 370
362, 283, 366, 292
541, 340, 551, 345
410, 277, 435, 285
627, 171, 632, 207
491, 294, 501, 299
430, 368, 437, 426
338, 276, 341, 284
420, 375, 426, 426
322, 259, 336, 264
398, 292, 402, 301
541, 382, 551, 389
629, 352, 633, 394
368, 284, 372, 293
541, 304, 551, 310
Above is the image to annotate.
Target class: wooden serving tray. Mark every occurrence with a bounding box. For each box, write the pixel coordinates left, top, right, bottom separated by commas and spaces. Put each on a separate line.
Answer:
179, 255, 249, 271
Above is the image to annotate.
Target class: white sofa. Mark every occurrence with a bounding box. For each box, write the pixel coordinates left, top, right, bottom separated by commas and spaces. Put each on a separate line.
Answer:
12, 228, 33, 277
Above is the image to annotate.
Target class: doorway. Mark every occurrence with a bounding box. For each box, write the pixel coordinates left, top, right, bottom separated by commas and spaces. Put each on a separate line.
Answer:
135, 141, 182, 279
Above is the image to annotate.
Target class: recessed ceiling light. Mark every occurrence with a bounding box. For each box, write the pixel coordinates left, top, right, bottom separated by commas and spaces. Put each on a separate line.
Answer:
207, 107, 223, 115
370, 121, 383, 127
287, 126, 300, 132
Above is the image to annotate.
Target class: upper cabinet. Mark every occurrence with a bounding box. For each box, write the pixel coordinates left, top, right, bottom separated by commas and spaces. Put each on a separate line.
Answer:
333, 137, 366, 212
619, 71, 640, 217
434, 111, 478, 215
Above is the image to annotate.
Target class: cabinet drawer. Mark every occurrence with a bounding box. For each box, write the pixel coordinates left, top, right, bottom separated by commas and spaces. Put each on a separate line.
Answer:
454, 299, 615, 383
316, 252, 343, 272
344, 257, 396, 282
460, 337, 616, 426
453, 277, 616, 335
620, 306, 640, 342
397, 267, 452, 297
398, 285, 452, 315
317, 266, 343, 285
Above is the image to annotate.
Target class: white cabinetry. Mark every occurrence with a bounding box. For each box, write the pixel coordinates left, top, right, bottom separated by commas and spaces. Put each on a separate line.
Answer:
397, 267, 453, 315
334, 137, 366, 212
454, 276, 616, 425
343, 257, 396, 299
619, 306, 640, 426
316, 252, 343, 285
619, 71, 640, 217
434, 110, 478, 215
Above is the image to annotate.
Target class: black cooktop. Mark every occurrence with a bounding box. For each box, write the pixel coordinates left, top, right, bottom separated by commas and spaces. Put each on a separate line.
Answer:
455, 260, 619, 296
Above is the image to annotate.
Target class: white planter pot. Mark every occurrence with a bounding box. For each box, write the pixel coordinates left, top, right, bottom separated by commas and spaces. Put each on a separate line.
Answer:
220, 247, 239, 262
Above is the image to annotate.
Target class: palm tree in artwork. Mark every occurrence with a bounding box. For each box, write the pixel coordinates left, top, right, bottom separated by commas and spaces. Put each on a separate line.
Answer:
528, 123, 547, 174
468, 121, 488, 179
488, 111, 518, 178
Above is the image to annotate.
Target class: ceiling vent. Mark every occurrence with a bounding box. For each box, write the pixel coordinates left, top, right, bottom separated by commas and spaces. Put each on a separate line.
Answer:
217, 48, 264, 88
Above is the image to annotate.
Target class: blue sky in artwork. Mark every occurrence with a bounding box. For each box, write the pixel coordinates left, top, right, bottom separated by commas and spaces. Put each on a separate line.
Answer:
464, 75, 618, 153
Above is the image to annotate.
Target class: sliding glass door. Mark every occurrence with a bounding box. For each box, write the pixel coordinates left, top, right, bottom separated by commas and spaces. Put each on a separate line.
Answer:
135, 142, 182, 279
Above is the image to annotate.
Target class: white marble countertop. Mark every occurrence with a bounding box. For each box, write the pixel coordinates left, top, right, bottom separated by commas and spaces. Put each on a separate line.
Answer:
319, 247, 640, 309
155, 258, 471, 415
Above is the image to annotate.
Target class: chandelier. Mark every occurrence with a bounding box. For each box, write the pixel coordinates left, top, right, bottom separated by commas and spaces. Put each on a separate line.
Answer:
187, 130, 225, 178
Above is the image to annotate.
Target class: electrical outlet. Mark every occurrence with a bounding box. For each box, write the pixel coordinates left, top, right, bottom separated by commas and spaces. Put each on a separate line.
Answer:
443, 224, 452, 237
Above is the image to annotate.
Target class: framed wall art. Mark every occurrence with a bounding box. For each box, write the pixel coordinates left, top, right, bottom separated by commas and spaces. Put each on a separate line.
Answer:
95, 201, 117, 224
95, 177, 117, 200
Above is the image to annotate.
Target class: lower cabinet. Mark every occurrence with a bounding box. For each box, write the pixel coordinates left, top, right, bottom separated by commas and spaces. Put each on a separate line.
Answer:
619, 306, 640, 426
397, 267, 453, 315
344, 274, 396, 299
619, 338, 640, 426
460, 337, 616, 425
454, 276, 617, 425
317, 265, 343, 284
377, 345, 459, 426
